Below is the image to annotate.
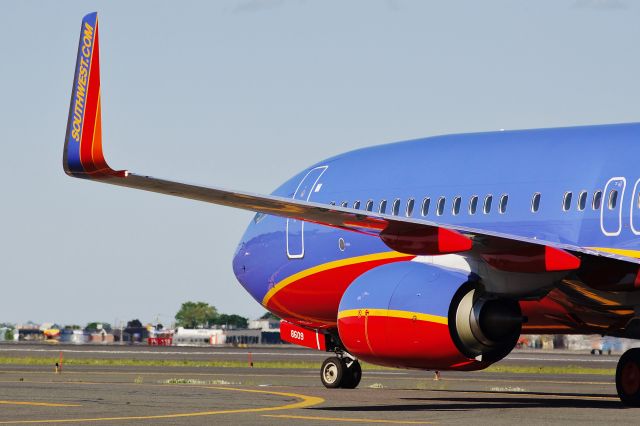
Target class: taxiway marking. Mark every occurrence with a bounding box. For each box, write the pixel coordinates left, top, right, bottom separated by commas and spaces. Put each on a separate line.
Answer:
0, 401, 81, 408
0, 384, 324, 424
0, 371, 614, 386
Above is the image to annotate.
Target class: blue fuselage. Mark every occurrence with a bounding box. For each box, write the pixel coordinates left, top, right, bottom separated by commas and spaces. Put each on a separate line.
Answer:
233, 123, 640, 318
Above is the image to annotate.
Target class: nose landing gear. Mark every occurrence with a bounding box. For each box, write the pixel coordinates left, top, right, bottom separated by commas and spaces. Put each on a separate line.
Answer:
320, 354, 362, 389
617, 348, 640, 406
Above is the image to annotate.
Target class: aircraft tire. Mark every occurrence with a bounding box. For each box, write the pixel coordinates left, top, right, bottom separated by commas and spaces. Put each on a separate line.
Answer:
616, 348, 640, 406
340, 359, 362, 389
321, 357, 344, 388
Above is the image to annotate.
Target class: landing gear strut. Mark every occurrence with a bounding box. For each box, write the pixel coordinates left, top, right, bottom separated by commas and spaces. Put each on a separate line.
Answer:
320, 355, 362, 389
616, 348, 640, 406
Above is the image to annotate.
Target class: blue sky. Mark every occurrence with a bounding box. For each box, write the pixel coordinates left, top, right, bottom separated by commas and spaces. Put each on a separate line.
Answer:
1, 0, 639, 326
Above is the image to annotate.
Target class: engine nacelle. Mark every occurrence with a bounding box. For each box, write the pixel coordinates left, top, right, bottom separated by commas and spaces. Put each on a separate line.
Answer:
337, 261, 521, 370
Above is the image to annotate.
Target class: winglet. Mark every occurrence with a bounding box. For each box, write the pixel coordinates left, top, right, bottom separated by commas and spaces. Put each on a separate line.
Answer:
63, 12, 125, 179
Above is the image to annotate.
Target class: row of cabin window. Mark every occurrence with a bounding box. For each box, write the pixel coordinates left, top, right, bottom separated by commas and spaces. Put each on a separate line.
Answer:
333, 194, 509, 217
333, 188, 620, 217
561, 189, 619, 212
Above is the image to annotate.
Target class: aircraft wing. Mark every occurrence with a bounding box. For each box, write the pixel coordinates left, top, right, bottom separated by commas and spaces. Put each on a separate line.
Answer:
64, 13, 640, 278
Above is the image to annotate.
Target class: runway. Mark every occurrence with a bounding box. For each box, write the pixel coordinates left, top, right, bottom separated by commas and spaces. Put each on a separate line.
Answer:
0, 344, 632, 425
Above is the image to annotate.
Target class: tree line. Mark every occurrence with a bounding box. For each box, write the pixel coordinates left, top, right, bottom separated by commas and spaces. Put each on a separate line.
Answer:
175, 301, 259, 329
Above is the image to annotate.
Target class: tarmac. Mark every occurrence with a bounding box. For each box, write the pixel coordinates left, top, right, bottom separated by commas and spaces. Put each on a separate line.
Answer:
0, 344, 634, 425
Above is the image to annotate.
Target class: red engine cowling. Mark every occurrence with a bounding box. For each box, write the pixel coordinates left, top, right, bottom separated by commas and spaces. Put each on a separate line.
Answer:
337, 261, 521, 370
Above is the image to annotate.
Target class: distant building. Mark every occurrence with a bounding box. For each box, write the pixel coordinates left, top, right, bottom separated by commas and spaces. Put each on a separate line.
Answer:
249, 318, 281, 344
224, 329, 261, 346
249, 318, 280, 332
16, 323, 43, 341
88, 328, 114, 344
172, 327, 263, 346
173, 328, 225, 346
59, 329, 89, 344
118, 321, 149, 343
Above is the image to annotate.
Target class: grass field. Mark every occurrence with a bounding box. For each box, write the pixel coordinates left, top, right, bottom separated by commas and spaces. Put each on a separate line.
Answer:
0, 356, 616, 375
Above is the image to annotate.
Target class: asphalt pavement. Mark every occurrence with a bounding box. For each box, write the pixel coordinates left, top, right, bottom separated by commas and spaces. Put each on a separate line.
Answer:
0, 344, 632, 425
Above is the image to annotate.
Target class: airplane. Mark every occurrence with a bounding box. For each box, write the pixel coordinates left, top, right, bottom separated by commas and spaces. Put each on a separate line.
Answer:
65, 12, 640, 405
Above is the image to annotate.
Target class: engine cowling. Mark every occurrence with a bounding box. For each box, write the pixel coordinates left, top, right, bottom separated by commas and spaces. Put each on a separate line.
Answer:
337, 261, 521, 370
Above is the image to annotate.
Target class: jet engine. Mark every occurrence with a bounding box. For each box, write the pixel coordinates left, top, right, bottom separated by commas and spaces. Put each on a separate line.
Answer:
337, 261, 522, 370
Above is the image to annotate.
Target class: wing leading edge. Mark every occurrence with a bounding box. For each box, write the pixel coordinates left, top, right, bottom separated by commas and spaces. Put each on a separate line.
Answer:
63, 13, 640, 276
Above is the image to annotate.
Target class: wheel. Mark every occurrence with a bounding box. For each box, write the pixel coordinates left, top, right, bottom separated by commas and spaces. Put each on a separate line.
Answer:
616, 348, 640, 406
320, 357, 344, 388
340, 359, 362, 389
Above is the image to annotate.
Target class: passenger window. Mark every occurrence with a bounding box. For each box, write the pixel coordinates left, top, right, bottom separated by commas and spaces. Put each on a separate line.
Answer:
392, 198, 401, 216
365, 200, 374, 212
531, 192, 541, 213
592, 190, 602, 210
341, 201, 348, 208
353, 200, 361, 210
609, 189, 619, 210
436, 197, 446, 216
469, 195, 478, 215
577, 191, 587, 211
379, 200, 387, 214
406, 198, 415, 217
499, 194, 509, 214
483, 195, 493, 214
330, 201, 336, 206
562, 192, 572, 211
421, 197, 431, 216
452, 197, 461, 215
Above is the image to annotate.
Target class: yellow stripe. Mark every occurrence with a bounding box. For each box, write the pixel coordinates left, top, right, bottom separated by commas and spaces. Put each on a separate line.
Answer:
587, 247, 640, 259
0, 400, 81, 407
338, 308, 448, 325
263, 414, 434, 424
262, 251, 411, 305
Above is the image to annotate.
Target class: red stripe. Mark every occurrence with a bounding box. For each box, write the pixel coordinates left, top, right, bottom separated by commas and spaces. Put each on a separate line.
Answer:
265, 255, 413, 327
79, 22, 103, 174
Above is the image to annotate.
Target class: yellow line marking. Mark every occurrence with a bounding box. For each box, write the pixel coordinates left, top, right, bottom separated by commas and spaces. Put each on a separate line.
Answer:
262, 251, 411, 305
263, 414, 434, 424
338, 309, 448, 325
587, 247, 640, 259
0, 385, 324, 424
0, 401, 81, 408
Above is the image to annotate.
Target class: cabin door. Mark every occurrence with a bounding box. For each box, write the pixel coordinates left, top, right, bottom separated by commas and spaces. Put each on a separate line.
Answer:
630, 179, 640, 235
286, 166, 328, 259
601, 177, 626, 237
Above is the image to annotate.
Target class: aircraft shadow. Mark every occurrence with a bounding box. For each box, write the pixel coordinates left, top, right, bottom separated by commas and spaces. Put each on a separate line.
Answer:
312, 390, 624, 411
